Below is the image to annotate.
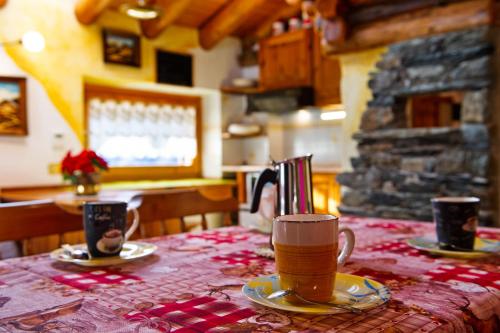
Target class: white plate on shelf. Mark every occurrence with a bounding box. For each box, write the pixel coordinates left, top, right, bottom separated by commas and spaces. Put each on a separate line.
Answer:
227, 123, 261, 137
50, 241, 157, 267
232, 78, 256, 87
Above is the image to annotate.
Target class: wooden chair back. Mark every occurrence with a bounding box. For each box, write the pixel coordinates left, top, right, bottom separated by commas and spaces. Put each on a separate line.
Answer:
134, 188, 239, 237
0, 200, 83, 256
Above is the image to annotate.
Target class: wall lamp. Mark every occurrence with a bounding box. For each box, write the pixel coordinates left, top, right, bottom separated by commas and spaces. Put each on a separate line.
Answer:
0, 31, 45, 53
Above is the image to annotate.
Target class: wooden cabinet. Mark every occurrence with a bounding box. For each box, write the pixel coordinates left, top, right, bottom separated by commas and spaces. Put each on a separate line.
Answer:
259, 29, 313, 90
258, 29, 341, 106
312, 173, 340, 215
313, 31, 341, 106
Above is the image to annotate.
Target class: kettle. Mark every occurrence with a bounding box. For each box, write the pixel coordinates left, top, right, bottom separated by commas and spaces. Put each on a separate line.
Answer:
250, 154, 314, 217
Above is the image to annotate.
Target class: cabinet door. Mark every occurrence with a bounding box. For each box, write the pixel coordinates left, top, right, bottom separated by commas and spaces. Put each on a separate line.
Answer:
259, 29, 313, 90
313, 31, 341, 106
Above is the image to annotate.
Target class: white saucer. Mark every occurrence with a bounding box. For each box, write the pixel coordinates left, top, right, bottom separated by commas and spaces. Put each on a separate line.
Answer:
50, 241, 157, 266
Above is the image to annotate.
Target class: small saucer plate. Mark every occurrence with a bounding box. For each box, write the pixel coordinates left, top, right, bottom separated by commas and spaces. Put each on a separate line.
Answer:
50, 241, 157, 267
242, 273, 390, 314
406, 237, 500, 259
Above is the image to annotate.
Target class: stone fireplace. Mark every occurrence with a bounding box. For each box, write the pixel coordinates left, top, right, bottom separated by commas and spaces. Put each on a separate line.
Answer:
337, 27, 497, 226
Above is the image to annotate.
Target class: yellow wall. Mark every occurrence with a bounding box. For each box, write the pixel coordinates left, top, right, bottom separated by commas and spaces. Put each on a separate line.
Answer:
0, 0, 384, 173
0, 0, 199, 142
338, 48, 387, 170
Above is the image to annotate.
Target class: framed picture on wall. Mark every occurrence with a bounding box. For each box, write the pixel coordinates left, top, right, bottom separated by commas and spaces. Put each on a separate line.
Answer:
0, 76, 27, 136
102, 29, 141, 67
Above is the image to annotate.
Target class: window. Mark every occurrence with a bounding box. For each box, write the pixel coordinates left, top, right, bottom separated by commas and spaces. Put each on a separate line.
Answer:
406, 92, 463, 128
156, 50, 193, 87
85, 84, 201, 181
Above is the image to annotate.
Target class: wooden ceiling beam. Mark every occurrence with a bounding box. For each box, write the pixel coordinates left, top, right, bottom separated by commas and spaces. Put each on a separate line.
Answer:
140, 0, 193, 39
347, 0, 407, 7
252, 2, 302, 40
495, 1, 500, 26
324, 0, 493, 54
347, 0, 464, 25
199, 0, 267, 50
75, 0, 114, 25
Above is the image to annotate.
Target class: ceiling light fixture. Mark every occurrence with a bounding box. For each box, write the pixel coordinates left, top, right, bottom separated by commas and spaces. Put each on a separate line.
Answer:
0, 31, 45, 53
21, 31, 45, 53
320, 110, 346, 121
121, 0, 162, 20
297, 109, 311, 123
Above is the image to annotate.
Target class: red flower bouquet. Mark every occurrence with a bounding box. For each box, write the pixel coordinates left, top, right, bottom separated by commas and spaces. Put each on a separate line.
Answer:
61, 150, 108, 195
61, 149, 108, 181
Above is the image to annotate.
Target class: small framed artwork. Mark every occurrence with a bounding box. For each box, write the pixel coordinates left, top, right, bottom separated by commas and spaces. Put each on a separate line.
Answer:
0, 76, 27, 136
102, 29, 141, 67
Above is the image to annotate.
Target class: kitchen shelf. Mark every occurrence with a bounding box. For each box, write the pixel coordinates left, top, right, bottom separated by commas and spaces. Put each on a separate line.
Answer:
220, 85, 263, 95
222, 132, 266, 140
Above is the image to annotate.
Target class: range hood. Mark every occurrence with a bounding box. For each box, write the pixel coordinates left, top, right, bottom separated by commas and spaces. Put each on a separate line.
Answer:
246, 87, 314, 113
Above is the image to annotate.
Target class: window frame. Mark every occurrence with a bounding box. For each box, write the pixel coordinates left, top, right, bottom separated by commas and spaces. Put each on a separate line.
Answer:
84, 83, 202, 182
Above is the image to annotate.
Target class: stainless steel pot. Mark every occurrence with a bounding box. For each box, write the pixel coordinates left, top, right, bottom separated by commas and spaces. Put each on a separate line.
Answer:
250, 154, 314, 216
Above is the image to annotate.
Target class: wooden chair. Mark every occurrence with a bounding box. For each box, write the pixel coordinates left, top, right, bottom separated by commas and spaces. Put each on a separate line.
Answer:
0, 200, 83, 256
133, 188, 239, 238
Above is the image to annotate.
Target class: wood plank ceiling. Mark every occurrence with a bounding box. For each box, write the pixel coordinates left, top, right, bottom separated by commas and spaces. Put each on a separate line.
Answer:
75, 0, 301, 49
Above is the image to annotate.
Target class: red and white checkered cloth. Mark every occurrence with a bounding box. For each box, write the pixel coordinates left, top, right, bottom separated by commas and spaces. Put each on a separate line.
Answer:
53, 270, 141, 291
125, 296, 255, 332
0, 217, 498, 333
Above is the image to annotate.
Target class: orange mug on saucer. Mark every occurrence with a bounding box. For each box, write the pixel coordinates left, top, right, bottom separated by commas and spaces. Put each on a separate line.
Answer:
272, 214, 355, 303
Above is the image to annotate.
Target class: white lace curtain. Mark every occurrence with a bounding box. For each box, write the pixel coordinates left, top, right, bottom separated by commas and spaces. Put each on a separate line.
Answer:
87, 98, 197, 167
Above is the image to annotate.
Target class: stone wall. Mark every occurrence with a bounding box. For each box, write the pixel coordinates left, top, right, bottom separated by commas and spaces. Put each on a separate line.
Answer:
337, 27, 496, 225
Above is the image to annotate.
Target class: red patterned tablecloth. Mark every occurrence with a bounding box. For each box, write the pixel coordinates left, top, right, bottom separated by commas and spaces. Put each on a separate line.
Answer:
0, 217, 499, 332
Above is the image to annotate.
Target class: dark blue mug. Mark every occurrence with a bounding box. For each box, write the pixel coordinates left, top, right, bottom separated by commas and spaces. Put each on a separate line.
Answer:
83, 201, 139, 258
431, 197, 480, 251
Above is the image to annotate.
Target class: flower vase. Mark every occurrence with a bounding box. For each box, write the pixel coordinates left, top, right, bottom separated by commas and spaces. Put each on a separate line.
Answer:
74, 172, 101, 196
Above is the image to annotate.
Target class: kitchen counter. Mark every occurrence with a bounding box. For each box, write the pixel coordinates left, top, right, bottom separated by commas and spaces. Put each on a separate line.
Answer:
102, 178, 236, 190
222, 165, 343, 174
222, 165, 269, 173
222, 165, 341, 214
0, 178, 236, 203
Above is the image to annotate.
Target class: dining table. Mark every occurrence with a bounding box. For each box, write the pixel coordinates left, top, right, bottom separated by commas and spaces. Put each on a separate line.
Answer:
0, 216, 498, 332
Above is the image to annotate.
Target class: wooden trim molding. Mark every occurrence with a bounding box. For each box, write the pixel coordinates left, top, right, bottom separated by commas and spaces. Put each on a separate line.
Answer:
84, 84, 203, 182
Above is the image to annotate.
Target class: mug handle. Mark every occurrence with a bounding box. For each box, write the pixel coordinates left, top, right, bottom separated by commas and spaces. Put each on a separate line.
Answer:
125, 208, 140, 240
337, 226, 355, 268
